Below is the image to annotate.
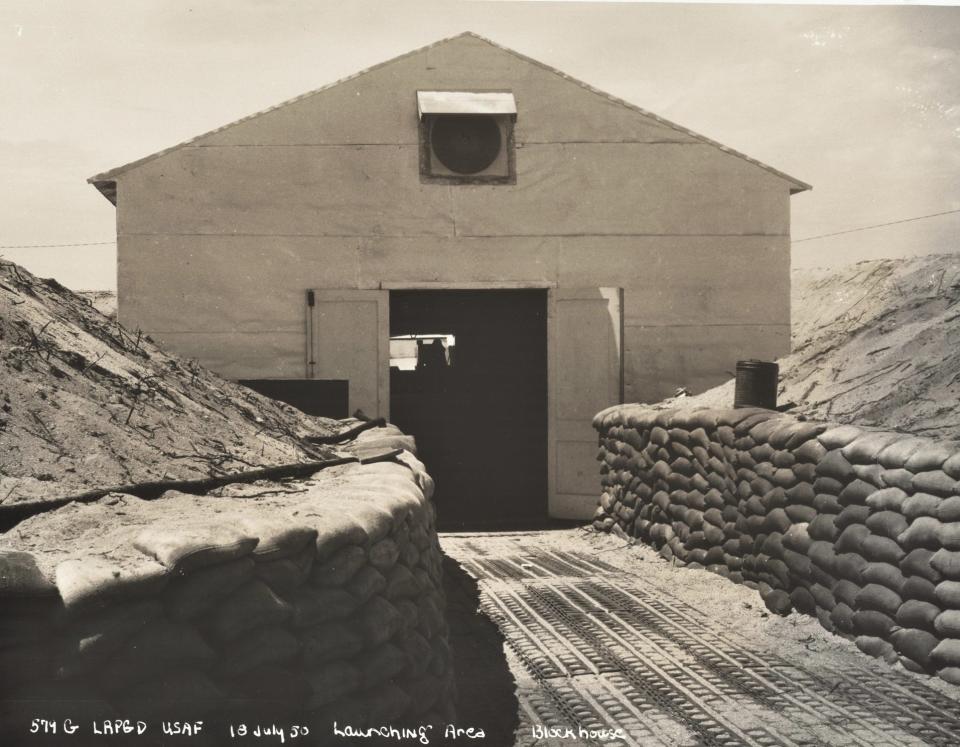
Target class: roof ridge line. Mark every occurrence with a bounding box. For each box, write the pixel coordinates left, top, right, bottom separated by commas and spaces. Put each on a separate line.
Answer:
89, 29, 809, 193
460, 31, 809, 193
87, 31, 477, 184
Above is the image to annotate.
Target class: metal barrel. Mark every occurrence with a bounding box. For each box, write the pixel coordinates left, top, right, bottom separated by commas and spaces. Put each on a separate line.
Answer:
734, 359, 779, 409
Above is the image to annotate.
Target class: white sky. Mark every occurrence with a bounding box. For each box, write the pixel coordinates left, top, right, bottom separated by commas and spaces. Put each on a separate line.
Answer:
1, 1, 958, 290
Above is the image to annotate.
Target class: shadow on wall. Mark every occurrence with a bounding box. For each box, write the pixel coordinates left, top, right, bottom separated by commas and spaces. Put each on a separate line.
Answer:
442, 555, 520, 744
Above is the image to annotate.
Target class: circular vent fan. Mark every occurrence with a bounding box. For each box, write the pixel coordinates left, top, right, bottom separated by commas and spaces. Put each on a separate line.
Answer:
430, 115, 502, 174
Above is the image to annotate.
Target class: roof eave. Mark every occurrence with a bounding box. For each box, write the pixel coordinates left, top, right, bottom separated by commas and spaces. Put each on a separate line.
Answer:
89, 179, 117, 205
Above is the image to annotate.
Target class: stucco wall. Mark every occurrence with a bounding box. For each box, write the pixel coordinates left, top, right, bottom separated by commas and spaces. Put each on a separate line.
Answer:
592, 405, 960, 687
0, 430, 454, 741
111, 34, 795, 404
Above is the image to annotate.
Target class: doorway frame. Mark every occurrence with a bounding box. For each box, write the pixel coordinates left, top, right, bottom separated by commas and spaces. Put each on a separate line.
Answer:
382, 280, 559, 515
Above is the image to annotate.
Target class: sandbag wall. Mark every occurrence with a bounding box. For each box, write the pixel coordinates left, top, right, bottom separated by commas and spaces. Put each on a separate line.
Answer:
0, 428, 454, 742
592, 405, 960, 687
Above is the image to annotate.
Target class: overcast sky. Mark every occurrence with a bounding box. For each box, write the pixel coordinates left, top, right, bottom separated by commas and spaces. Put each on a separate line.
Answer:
1, 1, 958, 290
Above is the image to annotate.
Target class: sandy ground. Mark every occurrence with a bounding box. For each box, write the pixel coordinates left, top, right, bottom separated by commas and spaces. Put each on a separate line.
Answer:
662, 254, 960, 439
0, 261, 341, 506
443, 528, 960, 747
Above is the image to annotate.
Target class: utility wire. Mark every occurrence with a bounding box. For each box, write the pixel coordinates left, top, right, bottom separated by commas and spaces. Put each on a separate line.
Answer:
794, 208, 960, 243
3, 208, 959, 248
0, 240, 115, 249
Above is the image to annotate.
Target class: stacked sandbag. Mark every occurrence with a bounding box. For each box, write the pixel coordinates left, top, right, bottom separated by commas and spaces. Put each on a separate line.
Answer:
0, 428, 454, 739
593, 405, 960, 686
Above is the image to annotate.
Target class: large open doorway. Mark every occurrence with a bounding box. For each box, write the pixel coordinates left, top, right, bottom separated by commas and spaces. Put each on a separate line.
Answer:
390, 290, 548, 530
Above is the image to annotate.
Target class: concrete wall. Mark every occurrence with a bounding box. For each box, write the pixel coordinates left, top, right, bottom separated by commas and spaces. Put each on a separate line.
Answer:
112, 33, 796, 405
0, 430, 455, 738
593, 404, 960, 687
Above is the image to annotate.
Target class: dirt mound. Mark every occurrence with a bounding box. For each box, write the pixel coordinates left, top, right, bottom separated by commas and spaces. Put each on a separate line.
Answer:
0, 261, 341, 505
663, 254, 960, 438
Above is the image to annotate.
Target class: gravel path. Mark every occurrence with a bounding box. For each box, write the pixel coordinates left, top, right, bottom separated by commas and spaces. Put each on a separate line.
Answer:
442, 529, 960, 747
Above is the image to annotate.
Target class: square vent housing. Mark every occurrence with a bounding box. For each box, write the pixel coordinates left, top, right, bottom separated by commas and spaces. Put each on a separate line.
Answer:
417, 91, 516, 184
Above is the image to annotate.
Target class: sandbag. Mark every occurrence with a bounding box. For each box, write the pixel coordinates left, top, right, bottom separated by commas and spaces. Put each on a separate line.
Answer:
855, 635, 898, 663
301, 621, 364, 667
898, 517, 943, 551
208, 580, 291, 641
904, 576, 939, 605
835, 505, 871, 532
896, 600, 941, 633
397, 629, 433, 679
314, 518, 369, 562
314, 544, 367, 587
359, 596, 404, 647
218, 625, 300, 677
941, 523, 960, 551
227, 665, 311, 713
236, 517, 318, 562
861, 562, 907, 597
813, 493, 843, 514
790, 587, 816, 616
881, 469, 914, 492
860, 535, 905, 566
290, 587, 359, 628
935, 610, 960, 638
901, 494, 942, 521
830, 603, 855, 633
364, 683, 414, 724
808, 541, 837, 573
55, 558, 169, 612
852, 609, 895, 638
760, 587, 792, 616
838, 480, 875, 507
939, 496, 960, 522
890, 628, 939, 669
842, 432, 903, 464
808, 515, 839, 542
900, 548, 942, 583
938, 667, 960, 685
832, 579, 860, 609
764, 509, 791, 535
932, 549, 960, 581
877, 438, 925, 469
255, 544, 315, 596
816, 451, 856, 482
854, 584, 902, 618
304, 660, 362, 708
98, 620, 216, 691
58, 599, 161, 678
357, 642, 409, 688
783, 524, 812, 554
930, 639, 960, 669
118, 669, 224, 721
369, 538, 400, 571
810, 583, 836, 611
905, 443, 954, 472
835, 524, 870, 554
865, 511, 909, 541
866, 487, 908, 513
913, 471, 959, 497
405, 673, 442, 716
133, 524, 258, 573
164, 556, 254, 620
0, 551, 57, 599
834, 553, 868, 584
819, 425, 864, 450
785, 505, 817, 525
346, 565, 387, 603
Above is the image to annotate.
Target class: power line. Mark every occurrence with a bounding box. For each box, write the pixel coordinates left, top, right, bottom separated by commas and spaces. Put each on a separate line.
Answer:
0, 240, 115, 249
793, 208, 960, 243
0, 240, 116, 249
3, 207, 959, 248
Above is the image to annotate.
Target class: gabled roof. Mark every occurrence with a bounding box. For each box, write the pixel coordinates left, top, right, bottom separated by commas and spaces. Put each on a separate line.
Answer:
88, 31, 810, 203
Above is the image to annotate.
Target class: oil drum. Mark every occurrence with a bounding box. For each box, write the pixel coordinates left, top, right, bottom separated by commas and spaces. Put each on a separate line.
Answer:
734, 359, 779, 409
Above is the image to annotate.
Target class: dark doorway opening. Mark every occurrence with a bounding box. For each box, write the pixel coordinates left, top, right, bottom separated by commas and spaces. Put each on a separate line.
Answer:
390, 290, 548, 530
